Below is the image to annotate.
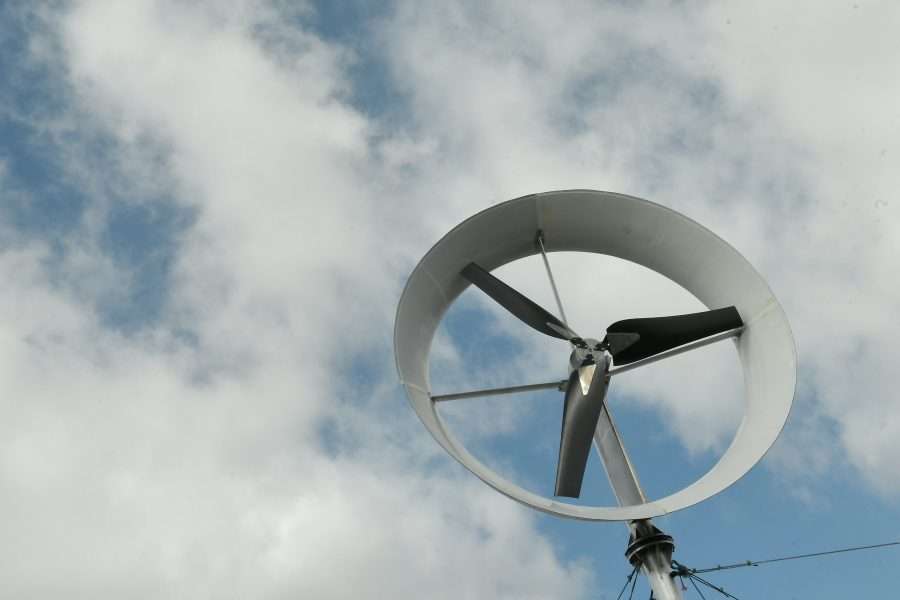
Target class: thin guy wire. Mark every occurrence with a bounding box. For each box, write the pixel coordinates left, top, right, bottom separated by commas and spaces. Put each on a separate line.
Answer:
536, 232, 570, 327
690, 574, 741, 600
688, 575, 708, 600
615, 566, 638, 600
688, 539, 900, 574
627, 565, 639, 600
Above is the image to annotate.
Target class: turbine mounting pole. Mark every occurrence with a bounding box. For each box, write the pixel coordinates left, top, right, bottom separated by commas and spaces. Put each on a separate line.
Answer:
593, 400, 682, 600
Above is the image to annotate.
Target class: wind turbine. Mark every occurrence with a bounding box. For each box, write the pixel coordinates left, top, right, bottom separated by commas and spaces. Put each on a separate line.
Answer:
394, 190, 796, 599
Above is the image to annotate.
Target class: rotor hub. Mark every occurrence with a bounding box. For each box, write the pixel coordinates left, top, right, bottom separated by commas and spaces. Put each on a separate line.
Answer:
569, 337, 606, 370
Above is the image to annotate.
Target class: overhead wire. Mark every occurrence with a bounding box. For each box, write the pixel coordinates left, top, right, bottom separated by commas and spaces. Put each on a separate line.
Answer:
682, 539, 900, 574
659, 538, 900, 598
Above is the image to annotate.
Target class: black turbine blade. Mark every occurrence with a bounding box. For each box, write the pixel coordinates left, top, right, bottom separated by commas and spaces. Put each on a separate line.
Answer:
554, 364, 607, 498
461, 262, 577, 340
604, 306, 743, 366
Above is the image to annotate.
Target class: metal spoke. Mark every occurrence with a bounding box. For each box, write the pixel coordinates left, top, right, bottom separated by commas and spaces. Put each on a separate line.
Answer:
431, 379, 567, 402
536, 230, 570, 327
608, 328, 742, 377
593, 403, 647, 506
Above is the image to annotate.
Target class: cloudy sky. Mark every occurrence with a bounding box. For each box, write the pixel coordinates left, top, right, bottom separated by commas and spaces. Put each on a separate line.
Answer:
1, 1, 898, 598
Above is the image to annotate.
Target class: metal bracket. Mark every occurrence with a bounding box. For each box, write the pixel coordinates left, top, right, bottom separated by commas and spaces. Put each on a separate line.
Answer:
626, 523, 676, 568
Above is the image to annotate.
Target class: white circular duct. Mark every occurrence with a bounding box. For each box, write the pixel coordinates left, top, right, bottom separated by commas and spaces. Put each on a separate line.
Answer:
394, 190, 796, 521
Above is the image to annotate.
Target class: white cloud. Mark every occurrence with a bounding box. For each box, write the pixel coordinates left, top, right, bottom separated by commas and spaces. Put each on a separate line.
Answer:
379, 1, 900, 497
698, 1, 900, 495
4, 0, 900, 596
0, 1, 591, 598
